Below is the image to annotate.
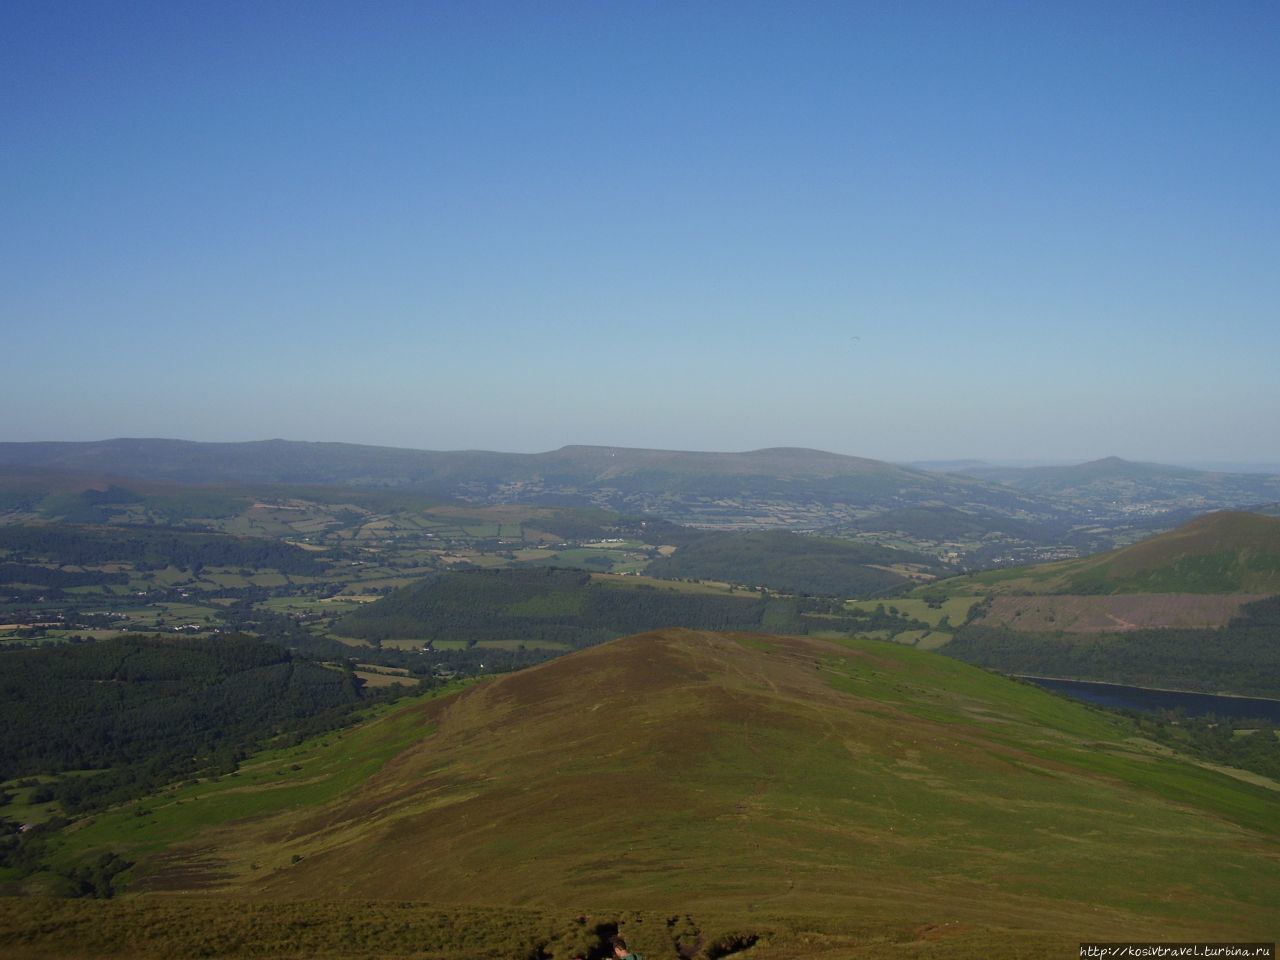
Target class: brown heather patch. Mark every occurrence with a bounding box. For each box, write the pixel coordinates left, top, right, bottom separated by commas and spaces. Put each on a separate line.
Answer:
41, 630, 1280, 950
0, 897, 1086, 960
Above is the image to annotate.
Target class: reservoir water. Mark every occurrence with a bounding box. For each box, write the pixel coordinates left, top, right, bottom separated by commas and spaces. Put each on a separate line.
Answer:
1019, 676, 1280, 723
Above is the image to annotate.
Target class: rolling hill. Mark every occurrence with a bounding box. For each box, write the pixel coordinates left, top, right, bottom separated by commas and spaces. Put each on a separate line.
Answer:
0, 439, 1062, 531
931, 510, 1280, 596
914, 512, 1280, 696
6, 443, 1280, 572
0, 440, 933, 486
13, 630, 1278, 958
959, 456, 1280, 512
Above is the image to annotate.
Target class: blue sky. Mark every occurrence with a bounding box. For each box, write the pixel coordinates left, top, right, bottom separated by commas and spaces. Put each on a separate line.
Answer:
2, 0, 1276, 463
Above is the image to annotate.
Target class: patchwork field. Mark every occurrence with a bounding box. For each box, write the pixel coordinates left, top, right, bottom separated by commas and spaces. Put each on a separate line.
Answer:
838, 597, 978, 650
925, 512, 1280, 597
844, 596, 977, 628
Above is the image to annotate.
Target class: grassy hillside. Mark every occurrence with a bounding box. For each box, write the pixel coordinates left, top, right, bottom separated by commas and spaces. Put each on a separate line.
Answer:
905, 513, 1280, 696
928, 511, 1280, 596
14, 630, 1276, 958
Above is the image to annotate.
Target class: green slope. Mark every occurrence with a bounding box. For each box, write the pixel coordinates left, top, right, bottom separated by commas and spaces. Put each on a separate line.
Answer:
26, 631, 1279, 957
928, 511, 1280, 596
913, 512, 1280, 694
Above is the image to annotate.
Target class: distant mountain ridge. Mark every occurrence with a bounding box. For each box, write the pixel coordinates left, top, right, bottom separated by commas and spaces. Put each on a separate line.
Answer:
0, 438, 916, 482
4, 441, 1278, 557
958, 455, 1280, 507
0, 438, 1055, 529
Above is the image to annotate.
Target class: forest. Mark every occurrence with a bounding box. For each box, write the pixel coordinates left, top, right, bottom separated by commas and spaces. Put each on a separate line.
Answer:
1129, 711, 1280, 780
642, 528, 936, 596
337, 566, 932, 646
0, 562, 129, 590
945, 596, 1280, 698
0, 524, 326, 576
0, 634, 407, 815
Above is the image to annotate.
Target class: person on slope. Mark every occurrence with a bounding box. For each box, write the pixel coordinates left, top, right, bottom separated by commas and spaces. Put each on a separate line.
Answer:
610, 935, 642, 960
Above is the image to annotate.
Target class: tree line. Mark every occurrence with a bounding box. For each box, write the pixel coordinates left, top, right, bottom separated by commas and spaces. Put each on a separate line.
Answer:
338, 566, 933, 646
0, 634, 406, 814
0, 524, 326, 576
944, 595, 1280, 698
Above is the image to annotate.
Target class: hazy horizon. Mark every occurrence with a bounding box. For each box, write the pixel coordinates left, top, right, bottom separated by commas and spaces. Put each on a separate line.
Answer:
3, 2, 1276, 464
4, 434, 1280, 475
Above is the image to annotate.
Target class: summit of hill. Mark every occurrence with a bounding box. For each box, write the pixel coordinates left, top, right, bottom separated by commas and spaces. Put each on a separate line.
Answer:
57, 629, 1278, 952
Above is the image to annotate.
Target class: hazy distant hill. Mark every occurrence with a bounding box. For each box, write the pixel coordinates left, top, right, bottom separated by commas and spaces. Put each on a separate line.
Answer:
960, 455, 1280, 510
0, 439, 918, 485
0, 438, 1058, 530
6, 442, 1279, 565
963, 455, 1198, 487
904, 458, 993, 471
38, 631, 1278, 954
0, 438, 504, 486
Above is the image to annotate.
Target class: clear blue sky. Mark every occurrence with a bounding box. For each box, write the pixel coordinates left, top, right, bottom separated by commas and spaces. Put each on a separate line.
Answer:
2, 0, 1276, 463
